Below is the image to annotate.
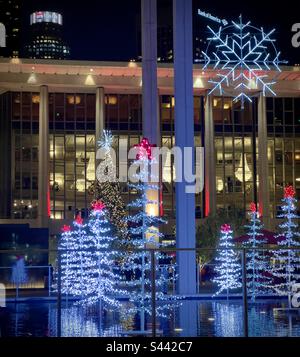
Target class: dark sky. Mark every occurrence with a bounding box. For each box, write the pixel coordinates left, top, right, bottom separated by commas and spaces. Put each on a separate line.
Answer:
22, 0, 299, 64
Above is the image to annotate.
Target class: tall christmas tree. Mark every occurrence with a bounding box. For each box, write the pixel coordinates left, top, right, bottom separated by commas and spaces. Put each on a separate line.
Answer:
272, 186, 300, 308
213, 224, 242, 297
123, 138, 178, 330
90, 130, 128, 241
244, 203, 272, 301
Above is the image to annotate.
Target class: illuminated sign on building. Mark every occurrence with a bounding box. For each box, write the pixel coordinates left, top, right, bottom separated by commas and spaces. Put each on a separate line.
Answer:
197, 9, 228, 26
30, 12, 63, 26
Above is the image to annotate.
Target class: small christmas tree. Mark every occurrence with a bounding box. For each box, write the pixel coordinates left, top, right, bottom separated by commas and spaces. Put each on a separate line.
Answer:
11, 257, 28, 299
123, 138, 179, 330
90, 130, 128, 241
213, 224, 242, 297
59, 215, 95, 300
83, 200, 123, 307
244, 203, 272, 301
272, 186, 300, 307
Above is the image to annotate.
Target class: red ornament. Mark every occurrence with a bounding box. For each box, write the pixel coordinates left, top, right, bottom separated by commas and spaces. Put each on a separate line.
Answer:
92, 200, 106, 212
250, 202, 257, 213
284, 185, 295, 199
61, 225, 71, 232
75, 214, 83, 225
221, 224, 231, 233
134, 137, 156, 160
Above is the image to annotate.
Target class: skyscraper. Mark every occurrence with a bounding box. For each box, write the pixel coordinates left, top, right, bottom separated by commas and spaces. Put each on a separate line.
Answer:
25, 11, 70, 60
0, 0, 21, 58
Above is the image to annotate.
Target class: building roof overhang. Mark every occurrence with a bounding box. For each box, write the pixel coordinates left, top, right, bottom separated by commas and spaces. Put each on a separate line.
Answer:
0, 58, 299, 96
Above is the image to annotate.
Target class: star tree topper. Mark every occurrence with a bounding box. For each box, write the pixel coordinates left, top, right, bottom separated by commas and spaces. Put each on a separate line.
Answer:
91, 200, 106, 212
134, 137, 156, 160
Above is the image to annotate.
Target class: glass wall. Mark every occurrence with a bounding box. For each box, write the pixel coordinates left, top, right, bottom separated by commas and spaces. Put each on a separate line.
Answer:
49, 93, 96, 219
214, 98, 257, 214
6, 91, 300, 223
267, 97, 300, 217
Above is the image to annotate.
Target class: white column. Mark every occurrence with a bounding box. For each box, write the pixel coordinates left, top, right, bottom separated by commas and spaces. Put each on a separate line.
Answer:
258, 93, 270, 228
38, 85, 49, 227
141, 0, 160, 145
173, 0, 196, 295
96, 87, 105, 141
204, 96, 216, 216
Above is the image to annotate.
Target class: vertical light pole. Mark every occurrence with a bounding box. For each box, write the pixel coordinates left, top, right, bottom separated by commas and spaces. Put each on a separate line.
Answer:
173, 0, 196, 295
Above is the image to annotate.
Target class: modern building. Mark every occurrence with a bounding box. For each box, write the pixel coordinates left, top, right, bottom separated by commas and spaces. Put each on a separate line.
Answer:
136, 3, 207, 63
0, 58, 299, 244
0, 0, 21, 58
25, 11, 70, 60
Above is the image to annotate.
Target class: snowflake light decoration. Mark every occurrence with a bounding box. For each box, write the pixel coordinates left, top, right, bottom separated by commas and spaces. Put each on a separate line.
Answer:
202, 15, 283, 108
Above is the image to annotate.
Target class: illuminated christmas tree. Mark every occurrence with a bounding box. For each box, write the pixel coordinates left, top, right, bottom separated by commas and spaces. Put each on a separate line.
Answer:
213, 224, 242, 297
90, 130, 128, 241
272, 186, 300, 307
123, 138, 179, 330
244, 203, 272, 301
83, 200, 123, 307
57, 207, 122, 308
59, 215, 96, 299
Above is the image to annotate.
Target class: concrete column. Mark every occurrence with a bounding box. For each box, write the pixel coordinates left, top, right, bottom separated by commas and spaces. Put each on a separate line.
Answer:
38, 85, 49, 228
96, 87, 105, 141
141, 0, 160, 230
141, 0, 159, 145
204, 96, 216, 217
173, 0, 196, 295
258, 93, 270, 228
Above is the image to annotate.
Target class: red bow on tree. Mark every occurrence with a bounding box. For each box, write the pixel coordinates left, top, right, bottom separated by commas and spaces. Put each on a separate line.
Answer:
134, 137, 156, 160
221, 224, 231, 233
75, 215, 83, 225
61, 225, 71, 232
92, 200, 106, 212
250, 202, 257, 213
284, 185, 295, 199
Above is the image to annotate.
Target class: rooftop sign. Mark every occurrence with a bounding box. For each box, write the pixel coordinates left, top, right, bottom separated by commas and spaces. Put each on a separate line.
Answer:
30, 12, 63, 26
197, 9, 228, 26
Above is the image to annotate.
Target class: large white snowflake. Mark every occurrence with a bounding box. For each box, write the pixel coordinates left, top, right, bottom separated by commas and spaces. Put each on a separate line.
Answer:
202, 16, 282, 108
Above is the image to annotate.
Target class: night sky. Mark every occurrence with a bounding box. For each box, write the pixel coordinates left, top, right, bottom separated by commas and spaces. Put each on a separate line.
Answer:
22, 0, 299, 64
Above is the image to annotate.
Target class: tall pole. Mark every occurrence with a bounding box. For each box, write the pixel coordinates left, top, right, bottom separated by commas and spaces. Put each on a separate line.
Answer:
38, 85, 49, 228
173, 0, 196, 295
141, 0, 159, 145
258, 93, 270, 229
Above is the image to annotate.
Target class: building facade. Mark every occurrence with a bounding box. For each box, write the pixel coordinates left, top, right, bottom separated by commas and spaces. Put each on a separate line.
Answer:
0, 58, 299, 241
25, 11, 70, 60
0, 0, 21, 58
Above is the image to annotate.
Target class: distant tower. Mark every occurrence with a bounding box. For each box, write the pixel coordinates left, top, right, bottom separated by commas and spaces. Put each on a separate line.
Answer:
25, 11, 70, 60
0, 0, 21, 58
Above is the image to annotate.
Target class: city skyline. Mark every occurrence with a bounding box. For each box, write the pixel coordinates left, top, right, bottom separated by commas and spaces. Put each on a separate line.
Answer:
14, 0, 300, 64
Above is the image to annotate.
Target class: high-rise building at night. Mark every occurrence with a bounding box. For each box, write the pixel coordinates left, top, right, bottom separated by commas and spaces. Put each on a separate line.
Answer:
0, 0, 21, 58
136, 3, 207, 63
25, 11, 70, 60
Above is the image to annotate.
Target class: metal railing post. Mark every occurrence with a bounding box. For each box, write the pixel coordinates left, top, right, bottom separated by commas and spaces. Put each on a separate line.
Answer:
150, 250, 156, 338
48, 266, 51, 297
241, 248, 249, 337
57, 251, 62, 337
